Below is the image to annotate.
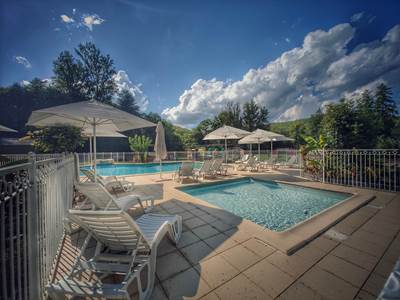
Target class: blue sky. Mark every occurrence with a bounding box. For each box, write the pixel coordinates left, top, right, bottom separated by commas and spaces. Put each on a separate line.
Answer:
1, 0, 400, 127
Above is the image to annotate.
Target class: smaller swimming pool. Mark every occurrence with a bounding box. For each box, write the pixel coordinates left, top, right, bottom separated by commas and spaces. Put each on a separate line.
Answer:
180, 178, 351, 232
81, 162, 202, 176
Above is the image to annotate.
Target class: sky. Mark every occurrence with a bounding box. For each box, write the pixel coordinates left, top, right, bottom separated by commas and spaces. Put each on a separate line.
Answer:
1, 0, 400, 127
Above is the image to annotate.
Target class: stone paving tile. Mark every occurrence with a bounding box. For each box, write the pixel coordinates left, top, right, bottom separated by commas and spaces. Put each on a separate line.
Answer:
156, 250, 192, 281
243, 258, 294, 298
331, 244, 379, 271
209, 220, 234, 232
184, 217, 207, 230
266, 250, 314, 278
277, 281, 325, 300
180, 210, 196, 221
309, 236, 339, 253
194, 254, 240, 289
355, 290, 377, 300
149, 284, 168, 300
221, 244, 263, 271
342, 229, 392, 258
203, 233, 238, 254
374, 259, 396, 278
224, 228, 252, 243
317, 254, 369, 287
299, 266, 358, 300
198, 292, 220, 300
181, 240, 216, 265
162, 267, 212, 300
214, 274, 270, 300
157, 236, 178, 257
192, 225, 220, 240
241, 238, 276, 258
177, 231, 201, 249
198, 213, 218, 223
361, 272, 387, 297
190, 207, 209, 217
294, 243, 326, 265
165, 205, 186, 214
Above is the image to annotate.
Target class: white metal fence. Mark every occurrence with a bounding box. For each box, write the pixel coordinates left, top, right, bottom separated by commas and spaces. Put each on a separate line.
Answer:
303, 149, 399, 192
0, 153, 63, 168
0, 153, 76, 299
77, 149, 301, 166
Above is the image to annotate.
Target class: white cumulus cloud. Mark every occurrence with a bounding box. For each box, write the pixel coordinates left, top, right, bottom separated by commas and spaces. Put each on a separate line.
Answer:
14, 56, 32, 68
113, 70, 149, 111
82, 14, 105, 31
162, 22, 400, 127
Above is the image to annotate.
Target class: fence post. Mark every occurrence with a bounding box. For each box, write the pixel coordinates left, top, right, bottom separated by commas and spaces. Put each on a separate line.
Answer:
27, 152, 40, 299
322, 148, 325, 183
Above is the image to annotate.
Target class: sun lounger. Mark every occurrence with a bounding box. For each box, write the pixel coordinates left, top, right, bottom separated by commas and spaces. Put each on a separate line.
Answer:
194, 160, 214, 180
173, 161, 195, 182
236, 156, 258, 171
81, 168, 134, 193
235, 154, 249, 164
77, 182, 154, 212
274, 155, 298, 168
47, 209, 182, 300
211, 158, 227, 175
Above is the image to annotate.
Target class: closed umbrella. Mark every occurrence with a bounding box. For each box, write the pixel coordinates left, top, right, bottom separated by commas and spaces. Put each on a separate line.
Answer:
203, 125, 250, 163
154, 122, 167, 178
0, 124, 17, 132
27, 100, 155, 180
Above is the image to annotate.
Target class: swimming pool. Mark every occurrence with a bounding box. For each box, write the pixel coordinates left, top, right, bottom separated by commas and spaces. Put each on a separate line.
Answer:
81, 162, 202, 176
180, 178, 351, 231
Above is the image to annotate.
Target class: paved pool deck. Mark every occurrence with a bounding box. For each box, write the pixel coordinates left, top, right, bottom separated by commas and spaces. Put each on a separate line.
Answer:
54, 168, 400, 300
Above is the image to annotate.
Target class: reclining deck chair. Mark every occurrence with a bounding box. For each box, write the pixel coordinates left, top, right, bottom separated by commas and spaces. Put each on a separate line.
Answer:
81, 168, 135, 193
173, 161, 195, 183
77, 182, 154, 212
193, 160, 214, 180
47, 209, 182, 300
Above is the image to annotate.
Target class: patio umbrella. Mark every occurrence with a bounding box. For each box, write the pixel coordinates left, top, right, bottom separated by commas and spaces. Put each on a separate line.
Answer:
82, 124, 127, 169
26, 100, 155, 180
154, 122, 167, 179
203, 125, 250, 163
239, 129, 294, 159
0, 124, 17, 132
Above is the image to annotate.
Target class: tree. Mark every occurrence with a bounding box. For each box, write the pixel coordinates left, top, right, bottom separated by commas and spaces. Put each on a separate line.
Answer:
213, 102, 242, 128
53, 51, 86, 100
26, 126, 84, 153
128, 135, 152, 162
307, 108, 324, 139
241, 99, 269, 132
375, 83, 397, 137
75, 42, 117, 103
353, 90, 378, 148
117, 89, 140, 115
193, 118, 214, 144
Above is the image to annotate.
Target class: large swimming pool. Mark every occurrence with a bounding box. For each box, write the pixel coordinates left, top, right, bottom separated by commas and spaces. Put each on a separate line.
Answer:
81, 162, 202, 176
180, 178, 351, 231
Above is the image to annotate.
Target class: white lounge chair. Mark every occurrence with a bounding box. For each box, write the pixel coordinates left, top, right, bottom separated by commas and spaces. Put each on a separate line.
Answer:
194, 160, 214, 180
275, 155, 298, 168
211, 158, 227, 176
77, 182, 154, 212
81, 168, 135, 193
47, 209, 182, 300
235, 154, 249, 164
173, 161, 195, 182
236, 156, 258, 172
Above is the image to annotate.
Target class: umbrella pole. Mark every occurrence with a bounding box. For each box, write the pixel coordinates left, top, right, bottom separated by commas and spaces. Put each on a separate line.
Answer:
258, 143, 260, 161
271, 140, 273, 159
93, 120, 97, 181
160, 159, 162, 179
89, 136, 93, 169
250, 144, 252, 155
225, 138, 228, 163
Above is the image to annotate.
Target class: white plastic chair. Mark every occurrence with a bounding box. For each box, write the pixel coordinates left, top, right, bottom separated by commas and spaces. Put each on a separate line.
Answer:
81, 168, 135, 193
194, 160, 214, 180
173, 161, 195, 182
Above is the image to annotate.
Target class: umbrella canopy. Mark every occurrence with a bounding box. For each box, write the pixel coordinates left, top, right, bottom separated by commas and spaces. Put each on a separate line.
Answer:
203, 125, 250, 163
239, 129, 294, 158
26, 100, 155, 179
154, 122, 167, 178
0, 124, 17, 133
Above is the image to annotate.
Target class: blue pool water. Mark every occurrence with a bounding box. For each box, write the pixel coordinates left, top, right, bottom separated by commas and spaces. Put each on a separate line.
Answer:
181, 178, 351, 231
81, 162, 202, 176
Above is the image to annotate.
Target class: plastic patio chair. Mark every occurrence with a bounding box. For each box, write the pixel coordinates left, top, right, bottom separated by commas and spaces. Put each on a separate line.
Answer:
173, 161, 195, 182
193, 160, 214, 180
81, 168, 135, 193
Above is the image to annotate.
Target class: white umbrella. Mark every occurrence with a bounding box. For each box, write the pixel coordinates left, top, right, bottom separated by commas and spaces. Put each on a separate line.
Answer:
203, 125, 250, 163
82, 124, 127, 169
154, 122, 167, 178
0, 124, 17, 132
239, 129, 293, 159
26, 100, 155, 180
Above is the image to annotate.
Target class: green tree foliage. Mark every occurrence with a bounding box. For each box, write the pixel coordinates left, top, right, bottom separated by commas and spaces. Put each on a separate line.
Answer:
307, 108, 323, 138
193, 119, 214, 145
117, 89, 140, 115
53, 42, 116, 103
213, 102, 242, 128
128, 135, 152, 162
375, 84, 397, 138
241, 99, 269, 132
26, 126, 84, 153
